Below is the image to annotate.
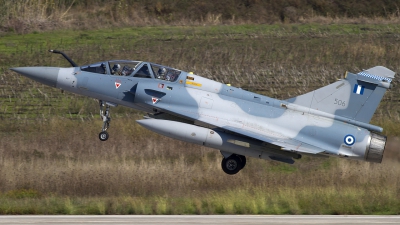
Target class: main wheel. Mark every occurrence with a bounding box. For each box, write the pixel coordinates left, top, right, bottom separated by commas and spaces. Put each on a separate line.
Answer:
237, 155, 246, 170
221, 155, 243, 175
99, 131, 109, 141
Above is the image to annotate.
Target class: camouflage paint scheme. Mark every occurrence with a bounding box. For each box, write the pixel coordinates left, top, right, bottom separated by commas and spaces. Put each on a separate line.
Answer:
10, 51, 394, 174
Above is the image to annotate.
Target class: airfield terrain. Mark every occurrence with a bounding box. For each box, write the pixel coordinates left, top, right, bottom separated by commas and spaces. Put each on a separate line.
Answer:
1, 3, 400, 213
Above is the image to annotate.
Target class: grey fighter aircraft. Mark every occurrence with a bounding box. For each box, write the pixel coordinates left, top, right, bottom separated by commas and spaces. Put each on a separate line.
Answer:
10, 50, 395, 175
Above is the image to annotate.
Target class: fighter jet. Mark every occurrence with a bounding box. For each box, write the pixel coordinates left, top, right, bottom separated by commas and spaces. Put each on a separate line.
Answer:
10, 50, 395, 174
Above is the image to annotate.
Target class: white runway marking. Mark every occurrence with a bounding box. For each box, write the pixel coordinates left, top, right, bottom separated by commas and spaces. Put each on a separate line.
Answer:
1, 215, 400, 225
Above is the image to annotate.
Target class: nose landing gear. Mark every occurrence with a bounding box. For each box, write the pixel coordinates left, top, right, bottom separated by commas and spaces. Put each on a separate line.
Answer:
99, 100, 111, 141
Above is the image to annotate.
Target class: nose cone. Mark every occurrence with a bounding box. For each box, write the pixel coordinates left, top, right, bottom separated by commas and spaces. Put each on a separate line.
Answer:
10, 67, 60, 87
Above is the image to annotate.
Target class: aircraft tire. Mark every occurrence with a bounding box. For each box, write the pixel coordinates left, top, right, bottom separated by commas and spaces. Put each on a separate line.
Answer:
99, 131, 109, 141
221, 155, 243, 175
237, 155, 246, 169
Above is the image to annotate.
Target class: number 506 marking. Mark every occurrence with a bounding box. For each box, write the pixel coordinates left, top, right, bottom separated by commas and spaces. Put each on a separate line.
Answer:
334, 98, 346, 107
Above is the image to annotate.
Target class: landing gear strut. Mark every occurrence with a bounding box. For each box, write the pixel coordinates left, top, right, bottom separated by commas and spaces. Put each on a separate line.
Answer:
99, 100, 111, 141
221, 154, 246, 175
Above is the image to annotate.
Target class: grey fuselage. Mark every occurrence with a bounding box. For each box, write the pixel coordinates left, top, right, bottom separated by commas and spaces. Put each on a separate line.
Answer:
57, 63, 369, 161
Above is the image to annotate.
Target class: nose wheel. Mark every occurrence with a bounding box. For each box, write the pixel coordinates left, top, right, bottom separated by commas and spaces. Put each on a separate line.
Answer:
99, 131, 109, 141
99, 100, 111, 141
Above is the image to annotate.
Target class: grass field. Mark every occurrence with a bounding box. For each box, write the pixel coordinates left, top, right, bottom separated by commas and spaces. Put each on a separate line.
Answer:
1, 23, 400, 214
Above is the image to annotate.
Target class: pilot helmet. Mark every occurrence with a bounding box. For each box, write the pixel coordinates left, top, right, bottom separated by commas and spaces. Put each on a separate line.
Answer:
158, 67, 167, 77
112, 64, 121, 73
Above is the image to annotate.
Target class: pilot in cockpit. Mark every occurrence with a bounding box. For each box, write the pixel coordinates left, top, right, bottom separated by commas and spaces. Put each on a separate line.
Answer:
111, 64, 121, 75
157, 67, 167, 80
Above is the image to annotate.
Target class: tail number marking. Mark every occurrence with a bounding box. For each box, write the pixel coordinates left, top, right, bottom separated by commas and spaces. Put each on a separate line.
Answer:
334, 98, 346, 107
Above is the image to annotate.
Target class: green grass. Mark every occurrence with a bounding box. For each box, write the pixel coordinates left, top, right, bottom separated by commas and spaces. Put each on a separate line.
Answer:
2, 24, 400, 55
1, 187, 399, 215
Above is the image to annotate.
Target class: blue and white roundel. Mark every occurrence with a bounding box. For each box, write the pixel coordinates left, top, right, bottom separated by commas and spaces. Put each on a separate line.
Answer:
344, 135, 355, 146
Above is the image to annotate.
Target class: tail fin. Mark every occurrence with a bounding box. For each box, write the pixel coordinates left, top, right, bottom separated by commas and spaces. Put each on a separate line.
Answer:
286, 66, 395, 124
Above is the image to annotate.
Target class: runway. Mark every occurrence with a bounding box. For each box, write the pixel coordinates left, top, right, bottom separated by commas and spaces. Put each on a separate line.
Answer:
1, 215, 400, 225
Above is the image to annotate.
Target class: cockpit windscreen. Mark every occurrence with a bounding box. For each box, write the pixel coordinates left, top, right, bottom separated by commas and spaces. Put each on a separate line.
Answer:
150, 63, 181, 82
80, 61, 181, 82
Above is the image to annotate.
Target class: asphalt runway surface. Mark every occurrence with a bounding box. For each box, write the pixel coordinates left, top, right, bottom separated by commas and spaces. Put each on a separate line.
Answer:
1, 215, 400, 225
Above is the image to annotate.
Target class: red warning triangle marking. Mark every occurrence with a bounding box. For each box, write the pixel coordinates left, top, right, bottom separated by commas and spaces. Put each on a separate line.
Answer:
115, 79, 122, 89
152, 97, 159, 104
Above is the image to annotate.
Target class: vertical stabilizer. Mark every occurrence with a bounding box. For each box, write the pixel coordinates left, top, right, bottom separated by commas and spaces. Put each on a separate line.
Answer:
286, 66, 395, 124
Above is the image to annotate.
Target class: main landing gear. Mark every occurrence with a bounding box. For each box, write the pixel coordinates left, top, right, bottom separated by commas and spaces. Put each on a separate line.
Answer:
221, 154, 246, 175
99, 100, 111, 141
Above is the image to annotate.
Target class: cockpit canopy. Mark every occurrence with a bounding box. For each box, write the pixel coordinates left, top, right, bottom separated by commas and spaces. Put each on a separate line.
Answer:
80, 60, 181, 82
